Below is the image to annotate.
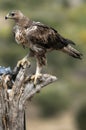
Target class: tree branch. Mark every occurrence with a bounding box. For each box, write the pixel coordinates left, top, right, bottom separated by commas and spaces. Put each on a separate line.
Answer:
0, 64, 57, 130
7, 65, 57, 104
20, 74, 57, 105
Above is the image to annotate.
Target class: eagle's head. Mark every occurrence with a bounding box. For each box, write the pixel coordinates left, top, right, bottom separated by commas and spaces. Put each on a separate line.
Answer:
5, 10, 24, 21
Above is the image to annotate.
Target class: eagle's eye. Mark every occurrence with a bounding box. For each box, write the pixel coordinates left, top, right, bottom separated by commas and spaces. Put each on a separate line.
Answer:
11, 13, 15, 16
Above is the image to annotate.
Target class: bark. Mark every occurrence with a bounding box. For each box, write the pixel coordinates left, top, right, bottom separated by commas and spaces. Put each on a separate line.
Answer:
0, 65, 57, 130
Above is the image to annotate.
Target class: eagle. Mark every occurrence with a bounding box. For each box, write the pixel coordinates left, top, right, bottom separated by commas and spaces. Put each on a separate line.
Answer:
5, 10, 82, 85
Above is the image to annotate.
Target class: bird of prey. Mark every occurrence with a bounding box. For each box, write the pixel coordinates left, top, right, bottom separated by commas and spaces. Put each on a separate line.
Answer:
5, 10, 82, 85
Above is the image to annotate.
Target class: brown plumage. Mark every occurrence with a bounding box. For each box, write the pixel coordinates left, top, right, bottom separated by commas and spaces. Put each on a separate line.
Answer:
5, 10, 83, 84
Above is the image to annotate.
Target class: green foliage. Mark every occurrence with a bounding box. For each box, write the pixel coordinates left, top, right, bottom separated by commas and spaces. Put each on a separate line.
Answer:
76, 104, 86, 130
34, 86, 70, 117
0, 1, 18, 10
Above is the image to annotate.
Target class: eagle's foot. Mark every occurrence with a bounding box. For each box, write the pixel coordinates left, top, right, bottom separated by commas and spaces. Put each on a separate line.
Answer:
31, 73, 42, 86
17, 58, 31, 68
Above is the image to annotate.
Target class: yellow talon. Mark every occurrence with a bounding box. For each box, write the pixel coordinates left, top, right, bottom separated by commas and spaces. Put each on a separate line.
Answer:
31, 73, 42, 86
17, 58, 31, 68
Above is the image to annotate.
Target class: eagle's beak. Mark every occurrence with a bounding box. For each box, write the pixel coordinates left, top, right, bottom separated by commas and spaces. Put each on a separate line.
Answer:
5, 16, 8, 19
5, 14, 9, 20
5, 13, 12, 20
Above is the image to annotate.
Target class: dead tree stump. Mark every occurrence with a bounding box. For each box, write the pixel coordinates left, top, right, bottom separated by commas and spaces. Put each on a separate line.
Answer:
0, 64, 57, 130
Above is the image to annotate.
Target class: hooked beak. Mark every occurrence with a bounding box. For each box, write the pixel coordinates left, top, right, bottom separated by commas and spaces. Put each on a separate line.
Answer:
5, 16, 8, 20
5, 13, 9, 20
5, 13, 12, 20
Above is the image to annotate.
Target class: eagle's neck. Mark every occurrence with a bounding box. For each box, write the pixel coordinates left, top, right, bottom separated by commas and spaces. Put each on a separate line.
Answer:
16, 16, 32, 28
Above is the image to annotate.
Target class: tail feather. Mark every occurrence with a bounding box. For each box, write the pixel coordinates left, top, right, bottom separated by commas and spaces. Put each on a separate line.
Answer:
63, 38, 76, 45
62, 45, 83, 59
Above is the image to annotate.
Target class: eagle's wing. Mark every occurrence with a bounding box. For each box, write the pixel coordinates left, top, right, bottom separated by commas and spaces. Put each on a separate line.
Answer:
26, 22, 75, 51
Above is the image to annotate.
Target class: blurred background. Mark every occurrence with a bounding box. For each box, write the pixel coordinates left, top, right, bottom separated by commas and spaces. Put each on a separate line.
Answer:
0, 0, 86, 130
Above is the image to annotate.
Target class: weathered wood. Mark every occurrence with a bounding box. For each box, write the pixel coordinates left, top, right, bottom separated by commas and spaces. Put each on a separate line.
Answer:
0, 65, 57, 130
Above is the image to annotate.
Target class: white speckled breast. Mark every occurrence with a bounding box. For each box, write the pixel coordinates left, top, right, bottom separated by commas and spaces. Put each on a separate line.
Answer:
13, 25, 28, 46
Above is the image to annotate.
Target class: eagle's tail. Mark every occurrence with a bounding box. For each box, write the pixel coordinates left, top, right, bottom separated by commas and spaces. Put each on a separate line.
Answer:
62, 44, 83, 59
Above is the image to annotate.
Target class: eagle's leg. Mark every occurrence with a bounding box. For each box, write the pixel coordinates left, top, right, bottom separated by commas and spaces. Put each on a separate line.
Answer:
31, 54, 46, 86
35, 60, 43, 84
31, 59, 42, 85
17, 53, 31, 68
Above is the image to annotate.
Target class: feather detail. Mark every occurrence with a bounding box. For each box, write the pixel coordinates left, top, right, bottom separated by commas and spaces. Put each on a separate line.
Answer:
62, 45, 83, 59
